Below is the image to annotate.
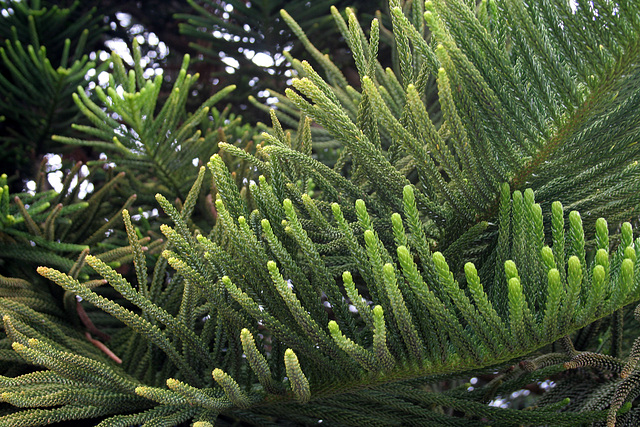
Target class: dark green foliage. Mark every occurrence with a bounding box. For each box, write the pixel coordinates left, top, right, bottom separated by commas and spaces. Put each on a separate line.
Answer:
0, 1, 105, 56
0, 0, 107, 189
52, 41, 257, 205
0, 0, 639, 426
16, 161, 634, 425
0, 167, 150, 282
176, 0, 389, 119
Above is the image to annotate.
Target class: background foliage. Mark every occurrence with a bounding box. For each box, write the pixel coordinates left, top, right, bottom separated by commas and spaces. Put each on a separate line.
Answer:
0, 0, 639, 426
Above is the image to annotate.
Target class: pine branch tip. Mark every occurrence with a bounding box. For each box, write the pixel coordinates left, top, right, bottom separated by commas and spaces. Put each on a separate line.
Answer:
11, 342, 25, 352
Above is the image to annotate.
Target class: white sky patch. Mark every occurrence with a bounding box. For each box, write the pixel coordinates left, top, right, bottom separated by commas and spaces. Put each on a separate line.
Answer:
539, 380, 556, 390
98, 71, 110, 86
115, 12, 131, 27
252, 52, 274, 67
221, 56, 240, 68
570, 0, 577, 12
99, 153, 116, 169
157, 41, 169, 59
26, 180, 36, 195
488, 397, 509, 408
148, 32, 159, 46
221, 55, 239, 74
96, 33, 168, 85
42, 154, 94, 198
273, 53, 287, 66
105, 39, 134, 65
143, 67, 163, 79
45, 154, 63, 171
130, 24, 144, 35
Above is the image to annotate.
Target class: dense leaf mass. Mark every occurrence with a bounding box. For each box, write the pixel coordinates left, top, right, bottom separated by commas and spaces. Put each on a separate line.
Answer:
0, 0, 640, 426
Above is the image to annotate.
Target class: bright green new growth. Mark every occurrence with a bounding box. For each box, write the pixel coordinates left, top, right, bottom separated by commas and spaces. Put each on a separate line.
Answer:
508, 277, 526, 348
240, 328, 281, 394
284, 348, 310, 404
212, 368, 251, 409
372, 305, 395, 370
543, 268, 563, 339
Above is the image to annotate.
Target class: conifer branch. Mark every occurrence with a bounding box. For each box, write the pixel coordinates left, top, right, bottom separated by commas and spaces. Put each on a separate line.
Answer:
2, 0, 640, 425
